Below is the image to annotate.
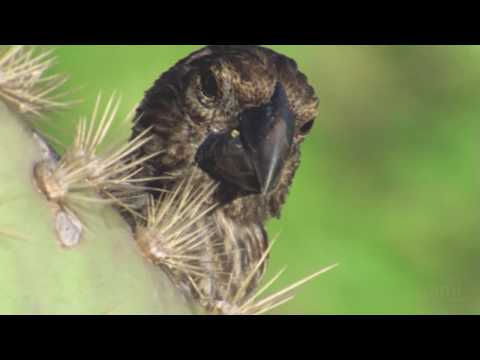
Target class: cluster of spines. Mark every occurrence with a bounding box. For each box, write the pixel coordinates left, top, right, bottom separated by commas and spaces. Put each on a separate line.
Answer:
188, 237, 338, 315
34, 94, 159, 208
135, 171, 219, 278
0, 45, 70, 117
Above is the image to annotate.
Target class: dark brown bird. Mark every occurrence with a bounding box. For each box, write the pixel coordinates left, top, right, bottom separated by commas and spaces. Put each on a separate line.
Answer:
128, 45, 319, 311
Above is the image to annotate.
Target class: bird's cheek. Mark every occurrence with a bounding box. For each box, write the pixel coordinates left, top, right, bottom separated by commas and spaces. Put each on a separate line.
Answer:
195, 132, 261, 194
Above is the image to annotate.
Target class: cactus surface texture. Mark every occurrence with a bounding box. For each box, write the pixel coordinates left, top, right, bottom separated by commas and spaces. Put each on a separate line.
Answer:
0, 46, 194, 315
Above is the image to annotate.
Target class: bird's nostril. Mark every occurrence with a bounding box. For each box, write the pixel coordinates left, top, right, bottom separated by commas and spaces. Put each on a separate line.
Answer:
230, 129, 240, 139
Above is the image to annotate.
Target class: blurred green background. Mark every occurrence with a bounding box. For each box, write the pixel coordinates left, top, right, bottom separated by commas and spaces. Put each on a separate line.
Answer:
44, 45, 480, 314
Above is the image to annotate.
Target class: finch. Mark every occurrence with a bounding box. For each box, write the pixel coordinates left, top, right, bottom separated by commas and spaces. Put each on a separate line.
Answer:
128, 45, 319, 309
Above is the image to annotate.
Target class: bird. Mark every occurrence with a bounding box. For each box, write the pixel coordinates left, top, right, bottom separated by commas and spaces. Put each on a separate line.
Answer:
126, 45, 319, 312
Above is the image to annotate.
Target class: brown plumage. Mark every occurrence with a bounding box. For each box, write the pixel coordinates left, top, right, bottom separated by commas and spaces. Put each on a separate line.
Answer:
127, 45, 319, 310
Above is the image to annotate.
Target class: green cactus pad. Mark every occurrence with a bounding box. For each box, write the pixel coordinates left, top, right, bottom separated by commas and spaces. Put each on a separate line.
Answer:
0, 102, 194, 314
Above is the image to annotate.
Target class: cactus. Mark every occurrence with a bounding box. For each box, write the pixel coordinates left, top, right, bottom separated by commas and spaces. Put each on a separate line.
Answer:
0, 46, 195, 314
0, 45, 336, 315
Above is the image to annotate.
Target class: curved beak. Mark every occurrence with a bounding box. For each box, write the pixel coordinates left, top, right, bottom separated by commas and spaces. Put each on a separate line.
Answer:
239, 82, 294, 194
195, 82, 294, 195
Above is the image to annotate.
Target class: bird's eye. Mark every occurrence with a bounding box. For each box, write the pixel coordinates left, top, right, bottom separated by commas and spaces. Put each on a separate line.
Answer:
299, 119, 314, 135
200, 69, 218, 99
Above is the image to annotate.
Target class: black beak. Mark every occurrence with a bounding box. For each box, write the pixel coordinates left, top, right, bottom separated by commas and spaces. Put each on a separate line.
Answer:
195, 82, 294, 195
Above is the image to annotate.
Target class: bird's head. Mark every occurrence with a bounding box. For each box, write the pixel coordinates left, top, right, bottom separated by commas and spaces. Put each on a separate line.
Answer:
133, 45, 319, 222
